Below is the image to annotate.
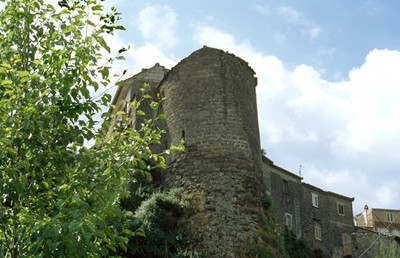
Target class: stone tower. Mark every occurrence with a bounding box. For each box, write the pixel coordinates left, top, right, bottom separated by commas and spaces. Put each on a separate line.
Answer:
159, 47, 265, 256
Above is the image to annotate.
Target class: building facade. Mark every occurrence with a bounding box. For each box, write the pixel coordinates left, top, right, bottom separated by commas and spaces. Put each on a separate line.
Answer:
262, 158, 355, 258
355, 206, 400, 236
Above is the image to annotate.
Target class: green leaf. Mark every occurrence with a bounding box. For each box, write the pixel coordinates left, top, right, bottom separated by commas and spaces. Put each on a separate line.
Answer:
134, 226, 146, 237
150, 101, 159, 111
1, 63, 12, 69
6, 147, 16, 155
143, 94, 152, 99
91, 4, 103, 11
59, 184, 68, 190
118, 47, 128, 54
18, 71, 30, 77
1, 80, 12, 85
96, 36, 110, 53
114, 25, 126, 30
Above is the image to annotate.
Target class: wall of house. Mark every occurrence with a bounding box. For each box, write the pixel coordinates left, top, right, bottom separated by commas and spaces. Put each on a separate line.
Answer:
267, 163, 302, 238
355, 208, 400, 236
261, 160, 355, 258
326, 193, 355, 258
301, 184, 330, 257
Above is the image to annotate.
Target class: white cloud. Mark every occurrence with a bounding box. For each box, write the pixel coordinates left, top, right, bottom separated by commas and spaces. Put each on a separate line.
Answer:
331, 49, 400, 154
252, 4, 270, 16
125, 44, 176, 73
192, 25, 400, 211
137, 4, 179, 49
276, 5, 321, 39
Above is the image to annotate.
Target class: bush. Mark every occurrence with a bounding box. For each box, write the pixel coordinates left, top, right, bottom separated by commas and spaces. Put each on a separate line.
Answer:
120, 188, 195, 258
283, 228, 311, 258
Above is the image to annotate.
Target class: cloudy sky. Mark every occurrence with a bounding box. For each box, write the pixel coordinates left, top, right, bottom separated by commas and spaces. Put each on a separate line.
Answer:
100, 0, 400, 214
1, 0, 385, 213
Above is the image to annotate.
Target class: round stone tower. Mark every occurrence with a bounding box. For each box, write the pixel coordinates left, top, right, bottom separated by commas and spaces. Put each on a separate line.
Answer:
159, 46, 265, 257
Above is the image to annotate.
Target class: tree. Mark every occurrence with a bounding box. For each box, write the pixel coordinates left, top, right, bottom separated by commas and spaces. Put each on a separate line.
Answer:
0, 0, 174, 256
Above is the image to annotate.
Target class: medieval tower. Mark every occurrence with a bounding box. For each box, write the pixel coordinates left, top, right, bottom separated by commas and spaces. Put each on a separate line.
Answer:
159, 47, 266, 256
112, 46, 268, 256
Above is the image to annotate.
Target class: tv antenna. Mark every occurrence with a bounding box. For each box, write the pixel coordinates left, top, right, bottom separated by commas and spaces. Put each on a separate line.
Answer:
299, 164, 305, 177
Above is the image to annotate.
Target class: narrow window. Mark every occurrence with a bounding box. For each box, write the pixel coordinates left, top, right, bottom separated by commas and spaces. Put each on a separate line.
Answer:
387, 212, 394, 222
312, 193, 319, 208
337, 203, 345, 216
314, 224, 321, 240
181, 130, 185, 141
283, 180, 289, 194
285, 213, 293, 230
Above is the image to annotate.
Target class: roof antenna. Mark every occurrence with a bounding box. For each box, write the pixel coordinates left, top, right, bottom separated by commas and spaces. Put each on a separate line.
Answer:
299, 164, 305, 177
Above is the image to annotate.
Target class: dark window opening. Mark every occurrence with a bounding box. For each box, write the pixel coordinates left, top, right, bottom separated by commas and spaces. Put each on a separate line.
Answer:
283, 180, 289, 194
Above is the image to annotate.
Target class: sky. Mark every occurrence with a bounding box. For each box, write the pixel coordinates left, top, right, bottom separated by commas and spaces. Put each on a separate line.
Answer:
100, 0, 400, 214
2, 0, 398, 214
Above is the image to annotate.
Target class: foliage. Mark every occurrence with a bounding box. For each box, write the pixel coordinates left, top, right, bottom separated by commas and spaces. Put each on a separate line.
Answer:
240, 196, 287, 258
374, 238, 400, 258
283, 228, 311, 258
0, 0, 181, 257
239, 195, 312, 258
120, 188, 196, 258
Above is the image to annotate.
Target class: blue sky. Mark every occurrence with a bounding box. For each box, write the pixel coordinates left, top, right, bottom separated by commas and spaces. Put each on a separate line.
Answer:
101, 0, 400, 214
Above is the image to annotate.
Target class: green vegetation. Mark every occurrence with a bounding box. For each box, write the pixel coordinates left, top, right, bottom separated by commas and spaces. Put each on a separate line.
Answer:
239, 196, 286, 258
283, 228, 311, 258
119, 187, 196, 257
375, 238, 400, 258
240, 195, 312, 258
0, 0, 183, 257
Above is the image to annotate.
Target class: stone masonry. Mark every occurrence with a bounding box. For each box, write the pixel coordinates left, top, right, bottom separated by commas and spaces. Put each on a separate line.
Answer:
159, 47, 265, 257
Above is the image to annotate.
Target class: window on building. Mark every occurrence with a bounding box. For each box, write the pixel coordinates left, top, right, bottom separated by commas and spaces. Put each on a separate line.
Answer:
337, 203, 345, 216
285, 213, 293, 230
312, 193, 319, 208
342, 233, 352, 256
314, 224, 321, 240
387, 212, 394, 222
283, 180, 289, 194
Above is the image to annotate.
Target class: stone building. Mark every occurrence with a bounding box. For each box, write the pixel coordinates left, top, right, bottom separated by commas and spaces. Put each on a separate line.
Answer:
355, 206, 400, 236
262, 156, 303, 238
262, 157, 355, 258
300, 184, 354, 258
110, 46, 357, 257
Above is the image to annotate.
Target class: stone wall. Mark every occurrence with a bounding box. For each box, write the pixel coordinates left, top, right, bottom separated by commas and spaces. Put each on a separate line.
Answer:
300, 183, 354, 258
352, 230, 400, 258
267, 162, 303, 238
159, 46, 265, 257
